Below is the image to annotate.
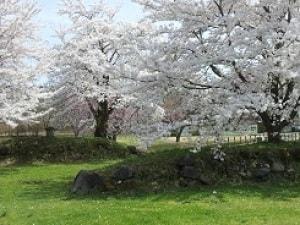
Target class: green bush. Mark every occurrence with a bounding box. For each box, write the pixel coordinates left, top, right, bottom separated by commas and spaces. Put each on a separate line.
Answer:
0, 137, 128, 162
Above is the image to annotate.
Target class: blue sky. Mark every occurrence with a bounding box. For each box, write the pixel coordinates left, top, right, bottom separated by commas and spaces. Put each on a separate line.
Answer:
37, 0, 143, 45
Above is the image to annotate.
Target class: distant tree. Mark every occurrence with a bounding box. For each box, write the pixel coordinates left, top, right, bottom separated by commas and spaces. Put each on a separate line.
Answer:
162, 91, 190, 143
53, 94, 93, 137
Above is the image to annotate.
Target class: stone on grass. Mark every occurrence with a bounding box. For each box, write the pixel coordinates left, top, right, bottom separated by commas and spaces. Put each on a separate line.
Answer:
286, 168, 296, 181
71, 170, 106, 194
290, 149, 300, 161
240, 170, 252, 178
180, 166, 201, 180
253, 166, 271, 181
177, 155, 195, 168
271, 161, 285, 173
113, 166, 135, 181
199, 175, 211, 185
0, 146, 10, 157
127, 146, 140, 155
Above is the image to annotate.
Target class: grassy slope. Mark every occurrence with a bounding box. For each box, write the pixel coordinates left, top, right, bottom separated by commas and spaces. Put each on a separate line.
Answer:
0, 141, 300, 225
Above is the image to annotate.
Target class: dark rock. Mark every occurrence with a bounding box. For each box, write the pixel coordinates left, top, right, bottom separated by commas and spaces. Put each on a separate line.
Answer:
0, 146, 10, 157
177, 155, 195, 168
253, 166, 271, 181
199, 175, 211, 185
264, 151, 276, 163
240, 171, 247, 177
187, 180, 198, 187
250, 160, 258, 168
246, 170, 252, 177
127, 145, 139, 155
180, 166, 200, 180
286, 168, 296, 181
290, 149, 300, 161
271, 161, 285, 173
239, 151, 252, 160
179, 178, 189, 187
113, 166, 135, 181
240, 170, 252, 178
71, 170, 106, 194
117, 179, 137, 189
287, 168, 295, 174
227, 165, 240, 173
178, 177, 198, 187
174, 180, 181, 188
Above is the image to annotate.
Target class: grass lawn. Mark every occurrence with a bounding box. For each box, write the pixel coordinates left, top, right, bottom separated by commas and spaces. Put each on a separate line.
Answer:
0, 140, 300, 225
0, 162, 300, 224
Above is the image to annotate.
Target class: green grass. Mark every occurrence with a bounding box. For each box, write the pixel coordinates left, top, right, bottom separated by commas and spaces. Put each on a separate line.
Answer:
0, 161, 300, 225
0, 141, 300, 225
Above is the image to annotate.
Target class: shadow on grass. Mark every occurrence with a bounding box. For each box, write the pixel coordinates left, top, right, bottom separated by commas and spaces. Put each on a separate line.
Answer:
18, 178, 73, 201
16, 176, 300, 204
0, 167, 20, 176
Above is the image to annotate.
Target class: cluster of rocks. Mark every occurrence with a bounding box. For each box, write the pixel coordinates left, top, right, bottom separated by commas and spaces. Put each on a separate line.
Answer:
235, 149, 298, 181
71, 148, 299, 194
0, 146, 10, 158
71, 166, 135, 195
176, 155, 211, 186
250, 160, 295, 181
176, 150, 297, 187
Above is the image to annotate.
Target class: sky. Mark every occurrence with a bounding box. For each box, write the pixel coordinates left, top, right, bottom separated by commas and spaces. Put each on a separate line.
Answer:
37, 0, 143, 45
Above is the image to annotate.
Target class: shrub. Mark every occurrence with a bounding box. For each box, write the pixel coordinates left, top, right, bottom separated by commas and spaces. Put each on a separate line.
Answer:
0, 137, 128, 162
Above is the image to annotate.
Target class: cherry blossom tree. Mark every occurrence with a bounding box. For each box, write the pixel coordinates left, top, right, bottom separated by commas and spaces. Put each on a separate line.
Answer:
0, 0, 44, 127
51, 0, 136, 138
135, 0, 300, 143
124, 24, 229, 147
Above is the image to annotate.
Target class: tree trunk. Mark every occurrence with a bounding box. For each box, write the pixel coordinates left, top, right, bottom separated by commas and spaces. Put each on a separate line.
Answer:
74, 129, 79, 138
267, 130, 281, 143
263, 127, 282, 143
94, 100, 110, 138
257, 76, 300, 143
94, 115, 109, 138
176, 126, 186, 143
258, 111, 286, 143
45, 127, 55, 137
112, 134, 117, 142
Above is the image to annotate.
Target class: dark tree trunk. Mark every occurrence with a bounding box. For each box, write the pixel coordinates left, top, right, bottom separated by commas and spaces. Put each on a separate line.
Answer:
45, 127, 55, 137
258, 76, 300, 143
112, 134, 117, 141
176, 126, 186, 143
74, 130, 80, 138
94, 115, 109, 138
93, 100, 110, 138
267, 131, 281, 143
258, 111, 289, 143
